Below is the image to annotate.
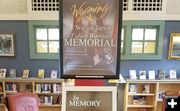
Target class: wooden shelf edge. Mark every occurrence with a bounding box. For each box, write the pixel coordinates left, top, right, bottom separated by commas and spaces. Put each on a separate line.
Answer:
36, 92, 61, 95
127, 105, 154, 108
40, 104, 61, 107
128, 93, 155, 96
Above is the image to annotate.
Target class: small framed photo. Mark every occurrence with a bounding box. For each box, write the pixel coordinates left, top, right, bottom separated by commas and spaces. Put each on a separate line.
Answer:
51, 70, 58, 79
22, 69, 29, 78
129, 84, 137, 93
38, 69, 45, 79
0, 69, 6, 78
129, 70, 137, 79
148, 70, 155, 79
139, 71, 146, 79
169, 70, 177, 79
0, 33, 15, 56
157, 69, 165, 79
9, 69, 16, 78
143, 84, 150, 93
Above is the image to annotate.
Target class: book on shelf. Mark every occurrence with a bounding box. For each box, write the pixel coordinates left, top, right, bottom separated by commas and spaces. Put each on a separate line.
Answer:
129, 70, 137, 79
148, 70, 155, 79
6, 83, 17, 92
38, 69, 45, 79
169, 70, 177, 79
35, 84, 41, 93
44, 96, 53, 105
139, 71, 146, 79
9, 69, 16, 78
39, 95, 61, 105
41, 84, 51, 93
53, 84, 61, 93
40, 96, 53, 105
0, 69, 6, 78
142, 84, 150, 94
22, 69, 29, 78
157, 69, 165, 79
129, 84, 137, 93
157, 91, 165, 101
25, 84, 32, 92
50, 70, 58, 79
53, 95, 61, 105
39, 96, 44, 104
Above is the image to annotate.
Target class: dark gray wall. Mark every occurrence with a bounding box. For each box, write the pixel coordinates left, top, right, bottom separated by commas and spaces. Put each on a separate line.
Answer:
0, 21, 59, 77
0, 21, 179, 78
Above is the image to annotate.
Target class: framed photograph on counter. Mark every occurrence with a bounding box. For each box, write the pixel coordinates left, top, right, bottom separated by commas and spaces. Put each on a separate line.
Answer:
61, 86, 117, 111
139, 71, 146, 79
148, 70, 155, 79
129, 70, 137, 79
0, 69, 6, 78
169, 70, 177, 79
59, 0, 123, 79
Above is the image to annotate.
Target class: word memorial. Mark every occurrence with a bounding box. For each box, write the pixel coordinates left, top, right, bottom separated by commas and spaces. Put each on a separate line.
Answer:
69, 95, 101, 107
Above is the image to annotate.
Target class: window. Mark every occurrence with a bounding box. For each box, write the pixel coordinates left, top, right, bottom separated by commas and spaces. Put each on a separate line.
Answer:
28, 21, 59, 59
131, 26, 157, 54
36, 27, 59, 53
121, 21, 164, 60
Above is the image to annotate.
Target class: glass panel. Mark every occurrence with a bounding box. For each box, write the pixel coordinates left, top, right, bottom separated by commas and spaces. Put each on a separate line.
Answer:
173, 36, 180, 49
48, 28, 59, 40
145, 29, 156, 40
49, 41, 59, 53
144, 42, 156, 53
36, 28, 47, 40
121, 28, 124, 40
132, 28, 144, 40
121, 42, 123, 53
131, 42, 143, 53
36, 41, 48, 53
172, 36, 180, 51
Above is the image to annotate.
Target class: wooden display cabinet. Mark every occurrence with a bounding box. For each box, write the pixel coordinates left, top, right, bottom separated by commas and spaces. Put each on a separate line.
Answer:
0, 78, 64, 111
124, 80, 157, 111
124, 79, 180, 111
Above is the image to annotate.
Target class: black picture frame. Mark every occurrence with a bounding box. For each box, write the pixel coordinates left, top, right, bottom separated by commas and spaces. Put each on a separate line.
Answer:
59, 0, 123, 79
0, 33, 16, 57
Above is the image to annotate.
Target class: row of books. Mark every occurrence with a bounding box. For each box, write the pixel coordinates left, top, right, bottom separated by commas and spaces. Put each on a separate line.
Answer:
39, 95, 61, 105
0, 68, 58, 79
35, 84, 61, 93
5, 83, 17, 92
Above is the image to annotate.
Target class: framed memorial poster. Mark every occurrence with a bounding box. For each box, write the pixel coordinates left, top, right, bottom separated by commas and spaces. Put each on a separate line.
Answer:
61, 86, 117, 111
59, 0, 123, 78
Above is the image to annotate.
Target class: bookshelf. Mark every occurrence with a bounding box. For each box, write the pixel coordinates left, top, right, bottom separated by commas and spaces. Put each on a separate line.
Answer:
124, 79, 180, 111
0, 78, 64, 111
125, 81, 157, 111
